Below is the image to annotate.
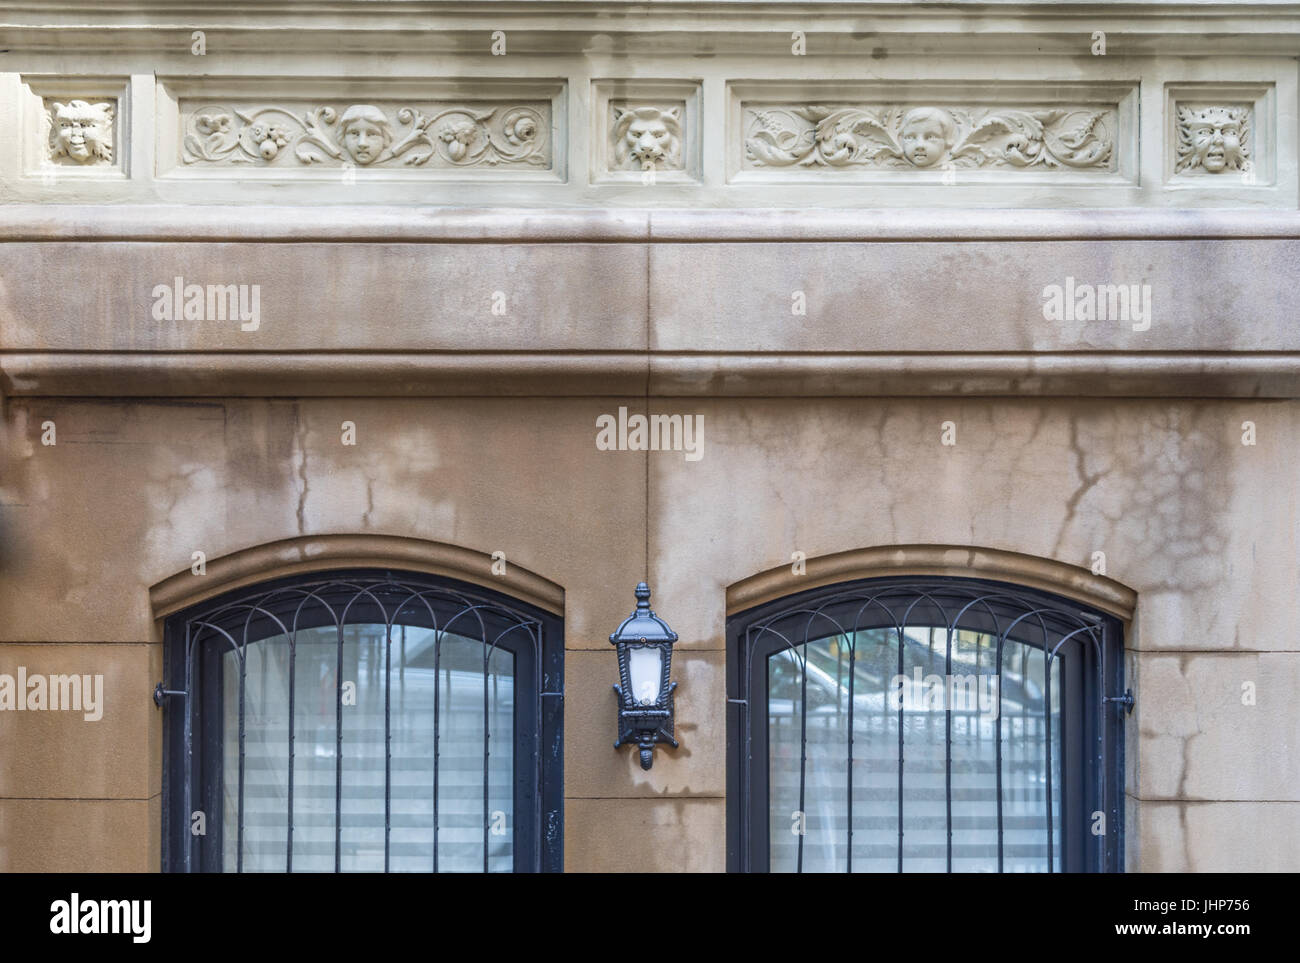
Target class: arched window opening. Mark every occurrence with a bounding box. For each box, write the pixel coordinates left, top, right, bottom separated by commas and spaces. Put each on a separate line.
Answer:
159, 569, 563, 873
727, 576, 1127, 873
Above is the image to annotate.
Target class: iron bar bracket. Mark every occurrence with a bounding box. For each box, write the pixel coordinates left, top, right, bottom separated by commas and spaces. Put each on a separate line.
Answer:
1104, 688, 1135, 715
153, 682, 186, 707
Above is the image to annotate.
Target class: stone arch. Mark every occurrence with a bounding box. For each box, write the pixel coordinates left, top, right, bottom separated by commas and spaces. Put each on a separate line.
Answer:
726, 544, 1136, 622
149, 532, 564, 620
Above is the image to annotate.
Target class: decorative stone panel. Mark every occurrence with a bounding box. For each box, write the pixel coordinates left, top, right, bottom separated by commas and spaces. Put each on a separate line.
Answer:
1166, 84, 1274, 187
155, 78, 564, 181
591, 80, 701, 184
731, 82, 1136, 185
0, 22, 1294, 208
17, 75, 128, 180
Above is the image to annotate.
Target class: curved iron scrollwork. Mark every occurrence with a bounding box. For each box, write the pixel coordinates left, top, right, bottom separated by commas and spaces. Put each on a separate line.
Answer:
726, 576, 1129, 873
157, 569, 563, 873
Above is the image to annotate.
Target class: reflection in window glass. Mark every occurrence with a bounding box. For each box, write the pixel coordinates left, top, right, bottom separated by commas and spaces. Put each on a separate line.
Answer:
768, 628, 1061, 873
222, 623, 514, 872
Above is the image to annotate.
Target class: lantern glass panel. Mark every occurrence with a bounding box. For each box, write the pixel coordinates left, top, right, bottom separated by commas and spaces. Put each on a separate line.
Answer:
628, 645, 663, 705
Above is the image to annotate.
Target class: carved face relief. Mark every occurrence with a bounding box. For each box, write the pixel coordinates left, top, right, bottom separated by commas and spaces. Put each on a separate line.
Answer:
338, 105, 393, 165
899, 107, 954, 168
182, 101, 550, 169
1176, 106, 1249, 174
745, 103, 1115, 172
49, 100, 114, 164
612, 106, 682, 171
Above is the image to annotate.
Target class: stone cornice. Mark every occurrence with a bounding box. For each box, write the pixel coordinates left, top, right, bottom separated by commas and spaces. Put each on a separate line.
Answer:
6, 205, 1300, 242
7, 3, 1300, 44
6, 351, 1300, 398
3, 3, 1300, 60
4, 206, 1298, 400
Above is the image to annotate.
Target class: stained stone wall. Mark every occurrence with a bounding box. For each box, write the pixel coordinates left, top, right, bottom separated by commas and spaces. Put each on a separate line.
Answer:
1, 1, 1298, 872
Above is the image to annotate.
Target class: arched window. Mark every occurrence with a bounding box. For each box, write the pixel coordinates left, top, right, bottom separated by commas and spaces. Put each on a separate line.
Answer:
158, 570, 563, 872
726, 576, 1127, 872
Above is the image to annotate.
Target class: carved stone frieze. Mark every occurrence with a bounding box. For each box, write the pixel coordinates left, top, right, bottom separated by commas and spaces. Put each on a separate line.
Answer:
47, 99, 115, 165
1174, 105, 1251, 175
180, 101, 550, 169
744, 104, 1116, 171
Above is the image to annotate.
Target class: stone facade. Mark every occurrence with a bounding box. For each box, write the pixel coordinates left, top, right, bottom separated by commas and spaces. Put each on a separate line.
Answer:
1, 1, 1298, 872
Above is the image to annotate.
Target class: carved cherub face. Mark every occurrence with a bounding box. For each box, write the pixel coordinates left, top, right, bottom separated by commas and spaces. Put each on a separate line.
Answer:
50, 100, 114, 164
613, 106, 682, 170
899, 108, 954, 168
339, 105, 392, 165
1185, 107, 1246, 173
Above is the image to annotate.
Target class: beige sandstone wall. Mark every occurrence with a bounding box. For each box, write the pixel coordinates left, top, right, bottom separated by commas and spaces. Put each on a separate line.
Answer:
1, 392, 1295, 871
1, 0, 1297, 874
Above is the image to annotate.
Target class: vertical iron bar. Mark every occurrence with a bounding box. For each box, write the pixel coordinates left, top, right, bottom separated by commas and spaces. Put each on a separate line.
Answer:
846, 633, 855, 873
797, 644, 808, 873
237, 646, 246, 873
896, 626, 904, 873
385, 624, 392, 873
335, 622, 343, 873
1045, 642, 1054, 873
1020, 644, 1029, 871
532, 626, 543, 873
975, 630, 982, 756
748, 623, 759, 873
945, 626, 953, 873
182, 624, 194, 873
432, 629, 441, 873
287, 633, 296, 873
482, 641, 490, 873
995, 631, 1005, 873
1098, 623, 1108, 873
493, 658, 501, 864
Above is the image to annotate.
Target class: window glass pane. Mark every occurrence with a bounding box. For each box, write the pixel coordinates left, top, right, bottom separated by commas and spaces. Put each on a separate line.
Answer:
767, 625, 1062, 873
221, 623, 514, 872
221, 630, 291, 871
767, 643, 850, 872
898, 627, 944, 870
999, 641, 1061, 872
766, 647, 803, 870
850, 628, 899, 872
292, 626, 340, 872
950, 628, 996, 871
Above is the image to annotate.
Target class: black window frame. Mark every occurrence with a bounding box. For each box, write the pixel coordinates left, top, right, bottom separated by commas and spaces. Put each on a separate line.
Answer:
726, 575, 1127, 873
160, 568, 564, 873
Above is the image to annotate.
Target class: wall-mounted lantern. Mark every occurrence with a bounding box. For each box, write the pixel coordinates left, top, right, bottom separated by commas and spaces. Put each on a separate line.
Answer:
610, 581, 679, 770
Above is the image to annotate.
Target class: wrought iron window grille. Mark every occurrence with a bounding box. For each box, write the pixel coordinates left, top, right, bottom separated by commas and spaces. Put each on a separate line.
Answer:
156, 569, 563, 873
726, 576, 1130, 873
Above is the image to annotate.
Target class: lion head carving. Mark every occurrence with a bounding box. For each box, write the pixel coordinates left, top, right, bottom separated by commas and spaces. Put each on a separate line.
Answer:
612, 105, 682, 171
